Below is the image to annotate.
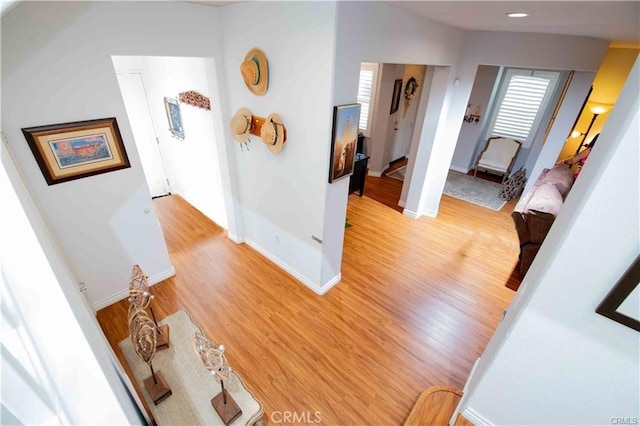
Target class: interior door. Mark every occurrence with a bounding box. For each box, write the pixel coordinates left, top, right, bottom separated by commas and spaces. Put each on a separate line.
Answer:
390, 67, 426, 162
116, 72, 171, 197
391, 117, 411, 161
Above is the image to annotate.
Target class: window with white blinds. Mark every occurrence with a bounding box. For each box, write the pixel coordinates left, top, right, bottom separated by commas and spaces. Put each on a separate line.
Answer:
489, 69, 560, 148
357, 62, 379, 137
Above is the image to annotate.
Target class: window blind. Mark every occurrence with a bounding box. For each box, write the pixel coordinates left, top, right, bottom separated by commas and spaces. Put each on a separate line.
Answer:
357, 63, 379, 137
357, 69, 373, 130
492, 75, 551, 142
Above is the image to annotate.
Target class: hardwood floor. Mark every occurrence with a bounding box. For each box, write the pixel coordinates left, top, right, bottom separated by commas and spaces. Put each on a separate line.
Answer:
362, 157, 506, 213
362, 158, 407, 213
97, 185, 521, 425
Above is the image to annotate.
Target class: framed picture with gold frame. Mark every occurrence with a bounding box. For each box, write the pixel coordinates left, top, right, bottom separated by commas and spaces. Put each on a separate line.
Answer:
22, 117, 130, 185
329, 103, 361, 184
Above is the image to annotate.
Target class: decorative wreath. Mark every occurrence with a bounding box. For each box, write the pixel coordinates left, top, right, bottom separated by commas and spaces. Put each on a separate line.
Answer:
404, 77, 418, 101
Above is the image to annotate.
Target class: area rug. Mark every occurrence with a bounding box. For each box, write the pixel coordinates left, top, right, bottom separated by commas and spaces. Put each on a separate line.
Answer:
386, 165, 406, 181
443, 171, 507, 211
119, 310, 264, 425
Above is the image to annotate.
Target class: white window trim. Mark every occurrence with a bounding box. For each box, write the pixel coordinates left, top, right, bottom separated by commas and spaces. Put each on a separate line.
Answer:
487, 68, 560, 148
357, 62, 380, 138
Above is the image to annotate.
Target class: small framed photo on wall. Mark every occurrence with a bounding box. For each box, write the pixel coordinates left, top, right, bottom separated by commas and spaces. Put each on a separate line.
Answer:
329, 103, 361, 183
390, 79, 402, 114
164, 97, 185, 140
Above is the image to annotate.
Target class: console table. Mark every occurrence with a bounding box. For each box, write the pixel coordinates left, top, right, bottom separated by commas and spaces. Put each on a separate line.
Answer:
349, 153, 369, 196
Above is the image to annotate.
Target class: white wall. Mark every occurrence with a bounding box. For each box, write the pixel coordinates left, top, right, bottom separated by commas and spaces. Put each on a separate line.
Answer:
1, 143, 144, 424
141, 56, 228, 229
522, 71, 595, 194
1, 2, 233, 307
458, 57, 640, 425
450, 65, 499, 173
220, 1, 338, 292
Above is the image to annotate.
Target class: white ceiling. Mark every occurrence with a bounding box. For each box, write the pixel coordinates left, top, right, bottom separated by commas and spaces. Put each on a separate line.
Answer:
385, 1, 640, 47
185, 0, 639, 48
4, 1, 639, 48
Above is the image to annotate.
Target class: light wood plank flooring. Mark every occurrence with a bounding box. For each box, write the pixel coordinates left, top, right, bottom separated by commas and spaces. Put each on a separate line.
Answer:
97, 181, 520, 425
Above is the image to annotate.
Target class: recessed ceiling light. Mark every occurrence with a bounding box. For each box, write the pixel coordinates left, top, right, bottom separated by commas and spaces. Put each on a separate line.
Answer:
507, 12, 529, 18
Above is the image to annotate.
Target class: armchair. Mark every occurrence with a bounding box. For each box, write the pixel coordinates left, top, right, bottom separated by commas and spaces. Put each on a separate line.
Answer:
473, 136, 522, 183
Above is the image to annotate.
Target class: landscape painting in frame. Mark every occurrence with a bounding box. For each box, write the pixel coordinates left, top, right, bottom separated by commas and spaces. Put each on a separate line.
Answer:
22, 117, 130, 185
329, 103, 361, 183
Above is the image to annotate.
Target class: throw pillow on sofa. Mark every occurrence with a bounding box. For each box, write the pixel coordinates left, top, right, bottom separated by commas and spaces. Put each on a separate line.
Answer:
525, 183, 564, 216
543, 164, 575, 198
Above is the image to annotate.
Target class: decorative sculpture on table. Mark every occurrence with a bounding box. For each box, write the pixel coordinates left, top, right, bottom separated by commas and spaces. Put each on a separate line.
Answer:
128, 264, 170, 349
193, 331, 242, 425
129, 308, 172, 405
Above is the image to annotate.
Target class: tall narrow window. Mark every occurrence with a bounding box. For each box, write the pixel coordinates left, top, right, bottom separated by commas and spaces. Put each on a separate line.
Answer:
357, 62, 379, 137
489, 69, 560, 148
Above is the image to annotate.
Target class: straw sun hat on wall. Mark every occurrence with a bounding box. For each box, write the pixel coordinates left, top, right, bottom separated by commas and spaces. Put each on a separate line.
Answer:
240, 48, 269, 96
230, 107, 253, 143
260, 113, 286, 154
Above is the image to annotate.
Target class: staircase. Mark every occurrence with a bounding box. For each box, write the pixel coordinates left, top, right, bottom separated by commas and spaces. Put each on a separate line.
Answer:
404, 385, 473, 426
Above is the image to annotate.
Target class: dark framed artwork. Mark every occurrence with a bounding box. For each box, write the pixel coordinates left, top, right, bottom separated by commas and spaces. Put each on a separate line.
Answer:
596, 255, 640, 332
329, 103, 361, 183
22, 117, 130, 185
390, 79, 402, 114
164, 97, 185, 140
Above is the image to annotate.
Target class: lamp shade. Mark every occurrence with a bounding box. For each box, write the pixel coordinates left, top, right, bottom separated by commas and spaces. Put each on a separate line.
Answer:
589, 104, 611, 115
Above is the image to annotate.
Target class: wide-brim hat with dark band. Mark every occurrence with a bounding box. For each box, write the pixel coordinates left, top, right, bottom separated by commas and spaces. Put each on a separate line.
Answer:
230, 107, 253, 143
240, 48, 269, 96
260, 113, 286, 154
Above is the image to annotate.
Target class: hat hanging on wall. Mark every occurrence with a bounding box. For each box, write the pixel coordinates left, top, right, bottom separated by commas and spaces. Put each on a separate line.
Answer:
240, 48, 269, 96
260, 113, 286, 154
230, 107, 253, 150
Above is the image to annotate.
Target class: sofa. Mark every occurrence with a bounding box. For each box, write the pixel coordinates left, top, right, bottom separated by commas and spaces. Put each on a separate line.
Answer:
511, 164, 575, 275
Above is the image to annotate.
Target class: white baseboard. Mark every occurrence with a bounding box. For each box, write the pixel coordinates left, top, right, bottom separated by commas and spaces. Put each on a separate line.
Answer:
319, 273, 341, 295
227, 231, 243, 244
420, 207, 438, 218
402, 208, 420, 219
93, 266, 176, 310
368, 162, 392, 178
450, 165, 470, 174
244, 238, 338, 295
449, 357, 482, 425
462, 407, 491, 426
463, 358, 481, 394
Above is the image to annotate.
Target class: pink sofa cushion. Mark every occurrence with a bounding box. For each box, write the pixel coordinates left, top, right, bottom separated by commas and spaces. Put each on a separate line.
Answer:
543, 164, 574, 197
525, 183, 564, 216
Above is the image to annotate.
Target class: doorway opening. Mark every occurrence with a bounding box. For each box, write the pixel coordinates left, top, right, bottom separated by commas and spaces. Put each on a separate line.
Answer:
111, 55, 228, 229
355, 62, 427, 212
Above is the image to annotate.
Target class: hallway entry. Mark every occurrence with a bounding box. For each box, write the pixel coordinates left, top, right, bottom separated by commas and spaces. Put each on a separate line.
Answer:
112, 55, 229, 230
